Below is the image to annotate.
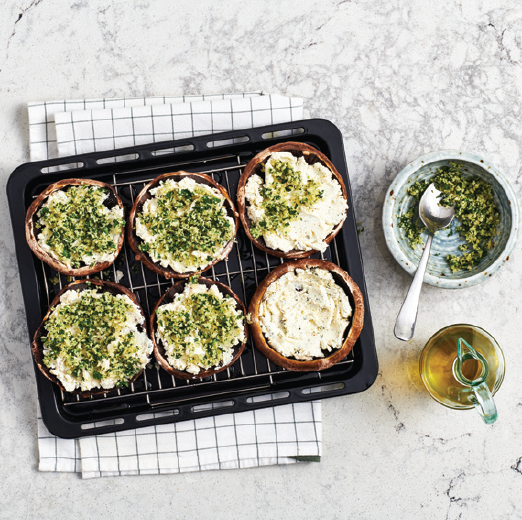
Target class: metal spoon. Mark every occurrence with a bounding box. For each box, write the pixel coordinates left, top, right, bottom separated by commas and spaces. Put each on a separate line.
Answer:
394, 183, 455, 341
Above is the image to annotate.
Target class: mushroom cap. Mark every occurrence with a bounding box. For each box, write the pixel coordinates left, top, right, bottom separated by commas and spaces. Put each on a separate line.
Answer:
25, 178, 125, 276
150, 276, 248, 380
31, 279, 149, 397
247, 258, 364, 372
237, 142, 347, 258
128, 171, 239, 279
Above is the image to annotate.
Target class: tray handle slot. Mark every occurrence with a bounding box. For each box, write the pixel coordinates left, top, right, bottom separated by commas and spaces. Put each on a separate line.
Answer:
150, 144, 196, 156
41, 162, 85, 173
136, 410, 180, 422
246, 391, 290, 404
301, 382, 345, 395
191, 400, 234, 413
207, 136, 250, 149
261, 127, 305, 140
81, 417, 125, 430
96, 153, 139, 164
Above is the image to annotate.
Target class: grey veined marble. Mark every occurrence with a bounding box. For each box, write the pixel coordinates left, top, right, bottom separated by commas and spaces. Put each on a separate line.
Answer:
1, 0, 522, 519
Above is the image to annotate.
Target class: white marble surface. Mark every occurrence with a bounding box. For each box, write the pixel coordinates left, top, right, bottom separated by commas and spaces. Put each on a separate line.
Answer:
1, 0, 522, 518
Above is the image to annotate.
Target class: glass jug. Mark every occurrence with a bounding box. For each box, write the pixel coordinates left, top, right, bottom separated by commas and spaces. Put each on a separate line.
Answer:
419, 324, 505, 424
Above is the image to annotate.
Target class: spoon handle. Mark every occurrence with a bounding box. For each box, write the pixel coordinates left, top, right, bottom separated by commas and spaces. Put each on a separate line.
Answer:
394, 233, 433, 341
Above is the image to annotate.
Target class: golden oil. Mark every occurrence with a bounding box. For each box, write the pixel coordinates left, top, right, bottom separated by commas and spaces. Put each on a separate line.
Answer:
419, 324, 504, 409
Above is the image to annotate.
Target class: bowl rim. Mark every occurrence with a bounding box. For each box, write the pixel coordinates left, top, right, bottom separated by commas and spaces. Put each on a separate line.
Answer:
382, 150, 520, 289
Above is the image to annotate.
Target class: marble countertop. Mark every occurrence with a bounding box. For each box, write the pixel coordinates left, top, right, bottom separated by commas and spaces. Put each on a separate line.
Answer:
1, 0, 522, 518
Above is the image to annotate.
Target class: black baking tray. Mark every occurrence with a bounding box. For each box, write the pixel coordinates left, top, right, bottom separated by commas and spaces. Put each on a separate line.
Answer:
7, 118, 378, 438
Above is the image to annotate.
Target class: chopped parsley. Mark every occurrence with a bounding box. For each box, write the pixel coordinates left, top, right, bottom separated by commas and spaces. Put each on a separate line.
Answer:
157, 286, 244, 372
37, 185, 124, 269
137, 179, 233, 271
398, 162, 500, 272
398, 206, 424, 247
42, 289, 151, 391
49, 274, 61, 286
250, 158, 324, 239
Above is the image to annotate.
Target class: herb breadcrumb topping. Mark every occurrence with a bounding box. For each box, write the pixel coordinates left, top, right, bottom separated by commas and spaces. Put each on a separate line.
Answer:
42, 288, 153, 392
136, 177, 234, 273
398, 162, 500, 272
245, 152, 347, 253
36, 185, 124, 269
249, 157, 323, 238
156, 281, 245, 375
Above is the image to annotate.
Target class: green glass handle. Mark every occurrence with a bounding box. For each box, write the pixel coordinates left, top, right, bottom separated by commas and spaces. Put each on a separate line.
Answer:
455, 337, 498, 425
470, 381, 498, 425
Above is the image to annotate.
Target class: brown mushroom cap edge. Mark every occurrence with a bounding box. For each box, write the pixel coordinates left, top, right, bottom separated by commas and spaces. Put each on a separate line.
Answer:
248, 258, 365, 372
31, 279, 149, 397
25, 178, 125, 277
237, 142, 348, 259
128, 172, 239, 279
150, 276, 248, 380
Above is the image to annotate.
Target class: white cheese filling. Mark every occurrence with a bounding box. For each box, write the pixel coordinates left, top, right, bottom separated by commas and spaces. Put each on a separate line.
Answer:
244, 152, 347, 252
156, 283, 245, 375
136, 177, 234, 273
37, 188, 124, 268
44, 289, 153, 392
258, 268, 352, 360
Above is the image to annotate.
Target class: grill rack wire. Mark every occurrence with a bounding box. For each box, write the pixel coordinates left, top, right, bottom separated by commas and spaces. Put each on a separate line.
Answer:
39, 153, 353, 412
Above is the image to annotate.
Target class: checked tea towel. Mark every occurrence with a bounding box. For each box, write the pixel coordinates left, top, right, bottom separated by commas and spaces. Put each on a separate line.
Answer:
28, 92, 322, 478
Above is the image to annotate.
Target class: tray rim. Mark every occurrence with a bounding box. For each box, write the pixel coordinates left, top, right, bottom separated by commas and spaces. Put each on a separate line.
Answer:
7, 118, 378, 438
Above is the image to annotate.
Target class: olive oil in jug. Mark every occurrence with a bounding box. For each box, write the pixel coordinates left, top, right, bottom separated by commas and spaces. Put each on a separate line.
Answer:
419, 324, 505, 423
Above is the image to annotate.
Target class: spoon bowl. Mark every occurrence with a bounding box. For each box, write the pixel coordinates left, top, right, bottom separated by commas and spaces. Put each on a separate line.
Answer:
419, 184, 455, 233
394, 183, 455, 341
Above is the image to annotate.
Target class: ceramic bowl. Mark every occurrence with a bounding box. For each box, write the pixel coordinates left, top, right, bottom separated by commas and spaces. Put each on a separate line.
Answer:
382, 150, 519, 289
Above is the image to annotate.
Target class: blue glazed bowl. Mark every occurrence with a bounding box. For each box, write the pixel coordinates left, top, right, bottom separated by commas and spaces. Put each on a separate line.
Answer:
382, 150, 519, 289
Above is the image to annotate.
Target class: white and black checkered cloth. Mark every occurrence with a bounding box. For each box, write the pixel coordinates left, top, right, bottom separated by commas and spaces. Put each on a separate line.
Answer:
28, 92, 322, 478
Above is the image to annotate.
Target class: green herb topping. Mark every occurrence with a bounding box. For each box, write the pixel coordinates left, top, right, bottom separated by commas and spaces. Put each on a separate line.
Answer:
398, 162, 500, 272
136, 178, 233, 272
37, 185, 124, 269
156, 284, 245, 374
250, 159, 324, 239
42, 289, 152, 392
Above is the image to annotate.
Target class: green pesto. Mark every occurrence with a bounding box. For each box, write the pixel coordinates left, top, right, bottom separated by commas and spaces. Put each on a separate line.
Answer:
37, 185, 124, 269
157, 290, 243, 370
49, 274, 60, 286
398, 163, 500, 272
398, 206, 424, 247
188, 274, 200, 285
42, 290, 143, 388
138, 183, 233, 269
250, 159, 324, 239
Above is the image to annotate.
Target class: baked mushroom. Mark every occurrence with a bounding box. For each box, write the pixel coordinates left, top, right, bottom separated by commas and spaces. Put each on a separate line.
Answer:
151, 276, 248, 380
128, 172, 239, 279
248, 259, 364, 372
32, 279, 153, 396
25, 179, 125, 276
237, 142, 348, 258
